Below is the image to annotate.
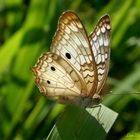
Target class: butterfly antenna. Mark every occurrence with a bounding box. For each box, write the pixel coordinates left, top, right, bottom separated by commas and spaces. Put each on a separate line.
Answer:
105, 91, 140, 96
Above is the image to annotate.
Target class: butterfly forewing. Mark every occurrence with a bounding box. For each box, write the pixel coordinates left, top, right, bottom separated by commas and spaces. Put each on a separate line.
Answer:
89, 15, 111, 95
51, 11, 98, 95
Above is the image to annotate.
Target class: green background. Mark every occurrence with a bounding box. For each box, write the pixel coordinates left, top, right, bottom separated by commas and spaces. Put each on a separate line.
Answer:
0, 0, 140, 139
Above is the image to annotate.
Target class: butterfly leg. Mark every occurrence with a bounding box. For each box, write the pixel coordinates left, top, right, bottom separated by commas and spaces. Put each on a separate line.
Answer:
91, 104, 101, 120
90, 104, 105, 126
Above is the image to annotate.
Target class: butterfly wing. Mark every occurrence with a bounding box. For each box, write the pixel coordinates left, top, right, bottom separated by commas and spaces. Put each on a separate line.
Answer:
51, 11, 98, 96
32, 53, 88, 105
89, 15, 111, 95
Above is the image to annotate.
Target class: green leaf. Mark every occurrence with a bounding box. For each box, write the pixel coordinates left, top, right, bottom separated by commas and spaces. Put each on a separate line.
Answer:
46, 104, 118, 140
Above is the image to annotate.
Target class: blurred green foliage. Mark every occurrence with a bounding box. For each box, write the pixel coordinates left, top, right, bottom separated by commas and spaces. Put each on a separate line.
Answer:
0, 0, 140, 139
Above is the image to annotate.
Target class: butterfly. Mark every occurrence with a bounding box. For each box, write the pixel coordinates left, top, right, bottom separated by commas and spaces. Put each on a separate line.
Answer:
32, 11, 111, 108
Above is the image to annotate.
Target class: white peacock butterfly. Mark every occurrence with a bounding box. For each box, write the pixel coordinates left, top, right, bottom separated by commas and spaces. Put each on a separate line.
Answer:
32, 11, 111, 108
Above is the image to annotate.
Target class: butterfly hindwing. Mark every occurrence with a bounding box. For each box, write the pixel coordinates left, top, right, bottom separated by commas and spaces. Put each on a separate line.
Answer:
32, 52, 88, 105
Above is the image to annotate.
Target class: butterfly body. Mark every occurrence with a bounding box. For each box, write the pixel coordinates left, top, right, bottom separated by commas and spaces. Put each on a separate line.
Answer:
32, 11, 111, 108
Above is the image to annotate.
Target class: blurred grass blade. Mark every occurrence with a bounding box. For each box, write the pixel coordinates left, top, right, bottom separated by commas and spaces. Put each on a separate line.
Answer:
46, 104, 118, 140
122, 132, 140, 140
103, 65, 140, 106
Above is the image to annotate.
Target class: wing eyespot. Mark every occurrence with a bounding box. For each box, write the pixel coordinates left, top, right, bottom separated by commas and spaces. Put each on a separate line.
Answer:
65, 53, 71, 59
51, 66, 56, 71
47, 80, 51, 84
